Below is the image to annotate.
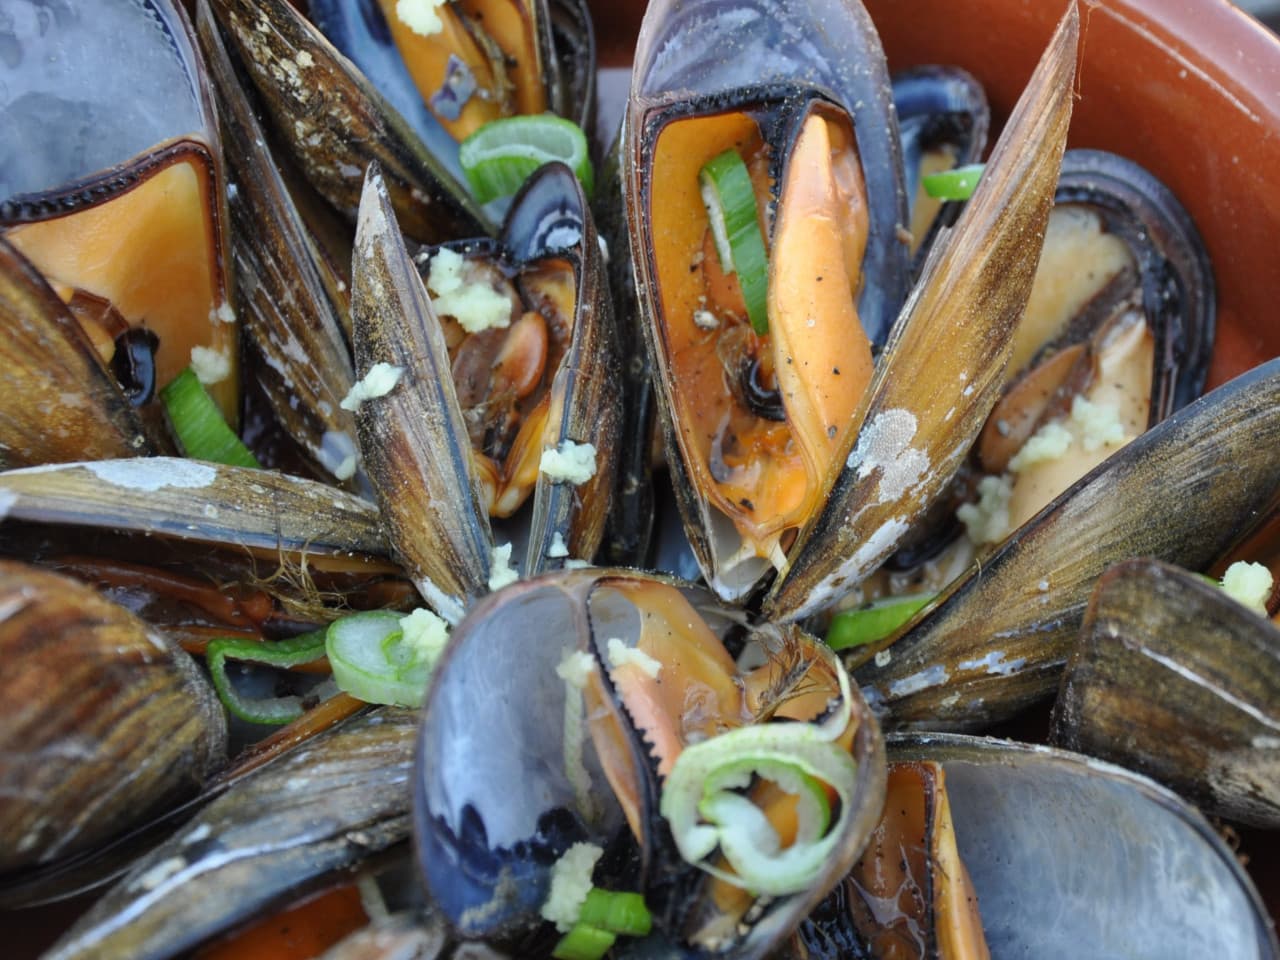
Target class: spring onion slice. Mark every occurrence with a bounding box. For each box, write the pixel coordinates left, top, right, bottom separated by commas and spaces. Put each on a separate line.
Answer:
577, 889, 653, 937
826, 593, 935, 651
325, 609, 445, 708
459, 115, 595, 203
161, 367, 260, 468
699, 149, 770, 335
921, 162, 985, 200
552, 923, 616, 960
660, 653, 859, 896
206, 631, 328, 725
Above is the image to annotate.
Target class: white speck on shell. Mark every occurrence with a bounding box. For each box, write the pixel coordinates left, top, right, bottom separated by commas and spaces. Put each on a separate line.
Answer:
85, 459, 217, 492
846, 409, 930, 504
958, 651, 1026, 677
887, 664, 950, 699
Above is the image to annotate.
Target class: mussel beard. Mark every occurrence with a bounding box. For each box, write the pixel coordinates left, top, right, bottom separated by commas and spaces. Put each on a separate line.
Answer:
651, 99, 873, 592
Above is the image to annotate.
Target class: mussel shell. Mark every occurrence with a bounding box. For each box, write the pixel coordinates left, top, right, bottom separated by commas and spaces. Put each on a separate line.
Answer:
0, 458, 391, 570
3, 0, 239, 425
766, 6, 1078, 621
1053, 148, 1215, 418
310, 0, 596, 159
892, 65, 990, 269
0, 237, 156, 467
624, 0, 913, 602
879, 735, 1278, 959
627, 0, 909, 346
415, 570, 633, 940
42, 708, 416, 960
349, 164, 496, 623
0, 0, 211, 201
208, 0, 491, 242
852, 357, 1280, 729
0, 459, 402, 631
350, 159, 620, 618
487, 162, 622, 573
1052, 558, 1280, 828
196, 1, 361, 488
0, 561, 226, 874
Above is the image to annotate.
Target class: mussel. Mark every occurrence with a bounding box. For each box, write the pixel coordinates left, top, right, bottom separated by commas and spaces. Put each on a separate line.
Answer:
957, 148, 1215, 544
623, 0, 1079, 620
41, 708, 416, 960
852, 358, 1280, 729
792, 759, 988, 958
347, 159, 619, 621
414, 569, 885, 957
1052, 557, 1280, 829
1, 0, 238, 452
795, 735, 1278, 959
0, 459, 408, 646
0, 561, 226, 875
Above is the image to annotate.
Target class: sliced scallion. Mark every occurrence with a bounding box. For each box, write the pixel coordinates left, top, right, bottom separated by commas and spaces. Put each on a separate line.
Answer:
206, 631, 328, 725
459, 115, 595, 203
552, 922, 616, 960
161, 367, 260, 468
325, 609, 447, 708
921, 162, 985, 200
699, 148, 770, 335
577, 889, 653, 937
825, 593, 935, 651
660, 653, 859, 896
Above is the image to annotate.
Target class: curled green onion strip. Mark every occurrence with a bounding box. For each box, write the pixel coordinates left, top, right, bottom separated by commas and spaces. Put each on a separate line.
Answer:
206, 631, 328, 725
160, 367, 260, 468
659, 654, 859, 896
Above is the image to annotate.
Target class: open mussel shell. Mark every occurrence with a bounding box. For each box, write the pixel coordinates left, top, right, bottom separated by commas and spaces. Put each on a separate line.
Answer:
0, 561, 226, 875
0, 237, 155, 467
310, 0, 596, 162
195, 1, 360, 487
624, 0, 911, 601
349, 165, 497, 622
208, 0, 491, 243
43, 708, 416, 960
628, 0, 909, 347
427, 162, 622, 574
852, 357, 1280, 730
851, 735, 1277, 959
416, 569, 886, 957
1054, 148, 1215, 418
350, 160, 619, 619
766, 5, 1077, 621
1052, 558, 1280, 829
1, 0, 239, 423
892, 65, 990, 268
